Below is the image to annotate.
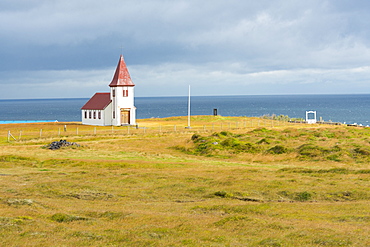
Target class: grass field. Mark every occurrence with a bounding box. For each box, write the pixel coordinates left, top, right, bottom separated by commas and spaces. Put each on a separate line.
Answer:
0, 116, 369, 246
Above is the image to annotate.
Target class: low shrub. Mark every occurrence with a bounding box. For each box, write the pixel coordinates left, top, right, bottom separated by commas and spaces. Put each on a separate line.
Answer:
278, 191, 313, 201
191, 134, 201, 141
326, 154, 341, 162
240, 142, 261, 153
51, 213, 88, 223
294, 191, 312, 201
219, 131, 233, 136
214, 191, 233, 198
251, 127, 271, 133
190, 131, 263, 156
353, 147, 370, 156
267, 145, 288, 154
256, 138, 270, 144
297, 144, 325, 157
220, 138, 240, 147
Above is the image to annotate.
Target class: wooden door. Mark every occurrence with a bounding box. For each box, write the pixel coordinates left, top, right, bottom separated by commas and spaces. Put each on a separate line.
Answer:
120, 110, 130, 125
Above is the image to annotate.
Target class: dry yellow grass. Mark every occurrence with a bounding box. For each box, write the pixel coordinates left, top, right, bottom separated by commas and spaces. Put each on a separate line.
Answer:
0, 116, 369, 246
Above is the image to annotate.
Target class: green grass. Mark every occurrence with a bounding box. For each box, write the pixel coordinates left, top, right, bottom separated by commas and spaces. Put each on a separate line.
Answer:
0, 118, 369, 246
184, 127, 370, 163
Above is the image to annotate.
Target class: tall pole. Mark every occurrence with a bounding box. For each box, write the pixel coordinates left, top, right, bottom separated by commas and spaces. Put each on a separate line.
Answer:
187, 85, 191, 128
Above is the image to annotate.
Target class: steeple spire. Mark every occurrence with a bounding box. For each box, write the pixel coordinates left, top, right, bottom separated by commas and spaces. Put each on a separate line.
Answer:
109, 55, 135, 87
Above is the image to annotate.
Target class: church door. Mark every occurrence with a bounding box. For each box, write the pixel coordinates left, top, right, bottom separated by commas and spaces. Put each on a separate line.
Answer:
120, 109, 130, 125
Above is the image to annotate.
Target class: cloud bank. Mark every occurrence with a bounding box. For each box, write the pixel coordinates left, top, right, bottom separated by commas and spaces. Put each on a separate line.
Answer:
1, 0, 370, 99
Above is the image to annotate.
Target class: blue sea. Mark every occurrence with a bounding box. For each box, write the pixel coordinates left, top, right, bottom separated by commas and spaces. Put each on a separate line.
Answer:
0, 94, 369, 126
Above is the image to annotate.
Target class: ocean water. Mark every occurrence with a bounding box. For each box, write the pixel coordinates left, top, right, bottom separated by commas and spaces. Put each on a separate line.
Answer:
0, 94, 369, 125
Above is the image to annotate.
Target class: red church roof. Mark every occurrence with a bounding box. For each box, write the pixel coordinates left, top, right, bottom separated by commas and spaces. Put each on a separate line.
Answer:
109, 55, 135, 87
81, 93, 111, 110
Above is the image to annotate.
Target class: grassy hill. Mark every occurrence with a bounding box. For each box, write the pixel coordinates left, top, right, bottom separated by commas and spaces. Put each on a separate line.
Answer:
0, 116, 369, 246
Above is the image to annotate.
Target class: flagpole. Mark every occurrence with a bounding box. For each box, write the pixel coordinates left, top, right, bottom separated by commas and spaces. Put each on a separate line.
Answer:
187, 85, 191, 128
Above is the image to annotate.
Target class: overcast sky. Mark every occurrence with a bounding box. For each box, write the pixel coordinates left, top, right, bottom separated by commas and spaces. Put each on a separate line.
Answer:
1, 0, 370, 99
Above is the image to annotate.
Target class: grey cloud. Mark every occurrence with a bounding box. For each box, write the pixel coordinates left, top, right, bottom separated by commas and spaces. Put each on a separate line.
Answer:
0, 0, 370, 98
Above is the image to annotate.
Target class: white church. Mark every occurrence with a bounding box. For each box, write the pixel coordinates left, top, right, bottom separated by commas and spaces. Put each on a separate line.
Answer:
81, 55, 136, 126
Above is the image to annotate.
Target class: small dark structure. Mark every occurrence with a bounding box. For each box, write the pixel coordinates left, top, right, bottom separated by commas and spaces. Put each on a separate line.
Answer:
213, 108, 218, 116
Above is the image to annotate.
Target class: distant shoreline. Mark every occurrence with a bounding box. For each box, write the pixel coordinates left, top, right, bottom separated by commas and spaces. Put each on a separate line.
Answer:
0, 120, 59, 125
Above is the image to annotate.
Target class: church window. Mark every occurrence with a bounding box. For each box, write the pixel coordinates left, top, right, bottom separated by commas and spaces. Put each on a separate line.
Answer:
93, 111, 96, 119
112, 89, 115, 97
89, 111, 92, 119
123, 89, 128, 97
113, 111, 115, 119
98, 111, 101, 119
84, 111, 87, 119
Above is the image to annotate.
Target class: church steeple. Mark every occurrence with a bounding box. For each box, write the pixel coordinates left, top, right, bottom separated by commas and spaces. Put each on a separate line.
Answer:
109, 55, 135, 87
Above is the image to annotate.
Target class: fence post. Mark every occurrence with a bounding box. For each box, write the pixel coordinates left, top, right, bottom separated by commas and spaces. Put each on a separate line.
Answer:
8, 131, 16, 142
19, 131, 22, 140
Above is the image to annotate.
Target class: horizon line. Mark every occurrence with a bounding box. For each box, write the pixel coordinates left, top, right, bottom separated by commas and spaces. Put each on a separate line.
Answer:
1, 92, 370, 101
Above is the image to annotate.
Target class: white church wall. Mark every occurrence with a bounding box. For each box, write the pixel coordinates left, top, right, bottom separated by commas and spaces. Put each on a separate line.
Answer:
116, 87, 134, 108
111, 86, 136, 126
82, 108, 112, 126
103, 104, 112, 126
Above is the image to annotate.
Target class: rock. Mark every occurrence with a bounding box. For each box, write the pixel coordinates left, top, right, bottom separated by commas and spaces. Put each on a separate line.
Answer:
43, 140, 81, 150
